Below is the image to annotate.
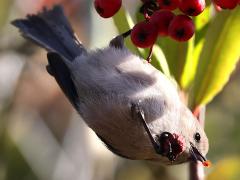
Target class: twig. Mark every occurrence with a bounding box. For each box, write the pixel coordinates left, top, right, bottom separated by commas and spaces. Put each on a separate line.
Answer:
189, 106, 206, 180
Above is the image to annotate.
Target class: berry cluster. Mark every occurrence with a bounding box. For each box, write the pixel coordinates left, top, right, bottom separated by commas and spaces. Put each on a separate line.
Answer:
131, 0, 205, 49
94, 0, 239, 61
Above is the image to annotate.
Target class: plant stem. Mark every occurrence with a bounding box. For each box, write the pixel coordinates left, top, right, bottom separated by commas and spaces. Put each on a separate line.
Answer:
189, 106, 206, 180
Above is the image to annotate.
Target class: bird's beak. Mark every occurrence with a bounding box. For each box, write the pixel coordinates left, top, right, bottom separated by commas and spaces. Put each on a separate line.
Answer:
190, 142, 210, 167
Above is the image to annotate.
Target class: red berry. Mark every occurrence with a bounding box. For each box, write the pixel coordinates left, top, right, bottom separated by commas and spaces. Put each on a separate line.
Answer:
168, 15, 195, 42
131, 21, 158, 48
213, 0, 238, 9
157, 0, 180, 10
94, 0, 122, 18
179, 0, 205, 16
150, 10, 175, 36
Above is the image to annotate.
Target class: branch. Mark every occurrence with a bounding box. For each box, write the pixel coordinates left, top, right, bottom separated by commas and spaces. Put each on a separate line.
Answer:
189, 106, 206, 180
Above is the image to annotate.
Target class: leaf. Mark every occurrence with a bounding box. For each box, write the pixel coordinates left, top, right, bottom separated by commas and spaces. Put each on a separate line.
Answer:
156, 37, 191, 86
180, 6, 211, 90
0, 0, 12, 28
113, 7, 138, 54
152, 45, 170, 76
178, 37, 195, 90
189, 8, 240, 108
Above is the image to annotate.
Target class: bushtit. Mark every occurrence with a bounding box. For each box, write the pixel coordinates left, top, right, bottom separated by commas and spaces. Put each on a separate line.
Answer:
12, 5, 209, 165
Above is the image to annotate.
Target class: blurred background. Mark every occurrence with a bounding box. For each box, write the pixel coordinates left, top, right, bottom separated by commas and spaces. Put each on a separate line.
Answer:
0, 0, 240, 180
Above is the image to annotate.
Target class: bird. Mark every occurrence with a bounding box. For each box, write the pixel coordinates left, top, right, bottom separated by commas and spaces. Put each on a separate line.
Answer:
12, 5, 209, 165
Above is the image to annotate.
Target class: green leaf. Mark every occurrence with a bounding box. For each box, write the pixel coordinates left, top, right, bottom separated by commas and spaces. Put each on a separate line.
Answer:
0, 0, 12, 28
189, 8, 240, 108
156, 37, 191, 86
180, 6, 211, 90
151, 45, 170, 76
113, 7, 138, 54
178, 37, 194, 90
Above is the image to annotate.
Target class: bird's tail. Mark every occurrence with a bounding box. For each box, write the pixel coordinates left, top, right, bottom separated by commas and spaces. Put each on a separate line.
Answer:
11, 5, 85, 60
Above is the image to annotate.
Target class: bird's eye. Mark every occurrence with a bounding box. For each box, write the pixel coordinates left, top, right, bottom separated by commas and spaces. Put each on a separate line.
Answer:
194, 132, 201, 142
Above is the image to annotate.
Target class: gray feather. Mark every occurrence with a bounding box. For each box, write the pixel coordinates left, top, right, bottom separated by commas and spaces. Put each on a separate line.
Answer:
11, 5, 86, 60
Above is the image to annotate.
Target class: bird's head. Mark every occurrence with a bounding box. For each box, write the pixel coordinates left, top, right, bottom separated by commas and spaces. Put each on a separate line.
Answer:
155, 105, 209, 166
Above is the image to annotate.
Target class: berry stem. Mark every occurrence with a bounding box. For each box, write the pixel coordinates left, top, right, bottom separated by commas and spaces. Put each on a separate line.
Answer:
146, 45, 154, 63
144, 12, 151, 20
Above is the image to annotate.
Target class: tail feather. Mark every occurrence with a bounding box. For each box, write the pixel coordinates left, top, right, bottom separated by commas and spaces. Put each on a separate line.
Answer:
12, 5, 85, 60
